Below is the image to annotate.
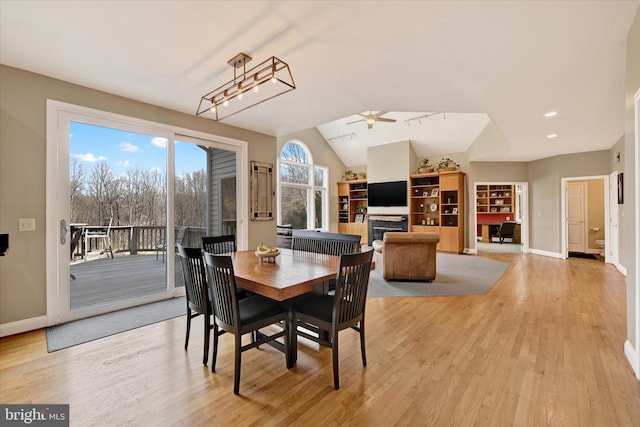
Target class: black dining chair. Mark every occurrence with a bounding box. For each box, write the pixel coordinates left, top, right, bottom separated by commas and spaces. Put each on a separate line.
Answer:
203, 252, 290, 394
202, 235, 236, 254
497, 221, 517, 244
176, 243, 214, 366
292, 249, 374, 390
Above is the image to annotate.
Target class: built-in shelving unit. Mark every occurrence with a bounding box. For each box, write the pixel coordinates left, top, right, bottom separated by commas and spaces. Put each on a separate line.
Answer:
476, 184, 514, 214
337, 180, 368, 243
409, 171, 465, 253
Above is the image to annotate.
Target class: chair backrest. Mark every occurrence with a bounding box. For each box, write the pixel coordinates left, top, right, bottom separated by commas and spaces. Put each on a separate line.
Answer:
333, 249, 374, 327
202, 235, 236, 254
202, 253, 239, 330
176, 244, 210, 316
291, 230, 361, 256
499, 221, 517, 236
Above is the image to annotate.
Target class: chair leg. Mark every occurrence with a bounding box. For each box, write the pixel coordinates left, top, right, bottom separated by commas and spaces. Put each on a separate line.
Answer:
185, 308, 192, 350
234, 334, 242, 394
211, 324, 219, 372
203, 315, 210, 366
332, 331, 340, 390
359, 320, 367, 367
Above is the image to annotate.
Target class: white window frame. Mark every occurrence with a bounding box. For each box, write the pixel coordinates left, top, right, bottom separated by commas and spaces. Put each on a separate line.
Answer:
277, 141, 328, 230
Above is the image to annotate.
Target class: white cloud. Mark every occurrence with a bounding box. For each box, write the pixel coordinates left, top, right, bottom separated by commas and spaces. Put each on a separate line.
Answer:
72, 153, 107, 162
151, 137, 168, 148
116, 160, 131, 167
119, 141, 139, 152
150, 167, 163, 174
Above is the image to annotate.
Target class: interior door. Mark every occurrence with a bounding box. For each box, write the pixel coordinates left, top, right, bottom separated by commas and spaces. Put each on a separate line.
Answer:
567, 182, 587, 253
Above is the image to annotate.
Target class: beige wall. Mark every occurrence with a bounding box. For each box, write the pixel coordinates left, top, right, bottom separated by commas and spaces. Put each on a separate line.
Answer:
624, 8, 639, 353
0, 65, 277, 325
527, 150, 610, 253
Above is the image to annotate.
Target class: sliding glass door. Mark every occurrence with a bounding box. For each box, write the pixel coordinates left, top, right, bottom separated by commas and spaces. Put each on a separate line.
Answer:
47, 101, 247, 325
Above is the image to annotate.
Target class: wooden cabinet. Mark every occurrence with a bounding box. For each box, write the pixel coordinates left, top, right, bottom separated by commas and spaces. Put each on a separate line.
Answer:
409, 171, 465, 253
337, 180, 368, 243
476, 184, 515, 214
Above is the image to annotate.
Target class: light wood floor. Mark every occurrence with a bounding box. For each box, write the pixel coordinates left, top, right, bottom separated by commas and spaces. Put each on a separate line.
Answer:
1, 253, 639, 426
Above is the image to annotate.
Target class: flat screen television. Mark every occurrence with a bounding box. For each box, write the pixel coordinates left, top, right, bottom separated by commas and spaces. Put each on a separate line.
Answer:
368, 180, 407, 207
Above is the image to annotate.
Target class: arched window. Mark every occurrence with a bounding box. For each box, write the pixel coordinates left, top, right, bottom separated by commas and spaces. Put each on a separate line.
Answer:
278, 141, 328, 230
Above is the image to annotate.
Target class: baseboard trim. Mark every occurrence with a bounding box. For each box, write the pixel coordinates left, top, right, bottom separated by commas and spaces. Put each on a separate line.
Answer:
624, 340, 640, 380
614, 262, 627, 276
0, 316, 47, 337
529, 248, 564, 259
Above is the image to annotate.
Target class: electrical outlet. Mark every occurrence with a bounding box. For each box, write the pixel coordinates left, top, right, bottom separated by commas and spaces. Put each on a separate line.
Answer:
18, 218, 36, 231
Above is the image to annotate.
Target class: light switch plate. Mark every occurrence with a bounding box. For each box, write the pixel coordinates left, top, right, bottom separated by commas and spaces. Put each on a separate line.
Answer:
18, 218, 36, 231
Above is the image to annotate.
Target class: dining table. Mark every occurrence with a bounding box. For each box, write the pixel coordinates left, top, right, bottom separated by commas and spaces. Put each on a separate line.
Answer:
228, 248, 341, 366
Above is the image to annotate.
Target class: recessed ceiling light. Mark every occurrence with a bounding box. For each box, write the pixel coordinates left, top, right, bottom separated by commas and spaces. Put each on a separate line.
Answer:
544, 111, 558, 117
547, 134, 558, 139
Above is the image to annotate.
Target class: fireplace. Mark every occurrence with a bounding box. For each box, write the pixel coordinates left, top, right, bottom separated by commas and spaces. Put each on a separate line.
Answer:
367, 215, 408, 245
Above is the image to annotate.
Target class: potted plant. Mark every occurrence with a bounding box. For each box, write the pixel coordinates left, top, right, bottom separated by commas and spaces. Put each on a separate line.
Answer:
357, 171, 367, 180
436, 157, 460, 172
418, 159, 434, 174
343, 170, 357, 181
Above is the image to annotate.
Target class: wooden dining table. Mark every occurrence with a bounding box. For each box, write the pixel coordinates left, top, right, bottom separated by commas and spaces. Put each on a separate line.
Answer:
228, 248, 341, 366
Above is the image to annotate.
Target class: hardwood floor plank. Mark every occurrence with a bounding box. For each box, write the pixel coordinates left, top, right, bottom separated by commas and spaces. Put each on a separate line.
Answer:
1, 253, 639, 426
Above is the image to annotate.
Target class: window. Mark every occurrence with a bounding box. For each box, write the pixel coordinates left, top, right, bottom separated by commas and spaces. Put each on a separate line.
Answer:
278, 141, 328, 230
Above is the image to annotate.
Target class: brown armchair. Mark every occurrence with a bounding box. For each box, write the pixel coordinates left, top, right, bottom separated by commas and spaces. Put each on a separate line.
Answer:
372, 232, 440, 281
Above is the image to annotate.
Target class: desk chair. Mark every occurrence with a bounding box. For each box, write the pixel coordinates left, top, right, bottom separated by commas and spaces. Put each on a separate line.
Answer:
497, 221, 517, 244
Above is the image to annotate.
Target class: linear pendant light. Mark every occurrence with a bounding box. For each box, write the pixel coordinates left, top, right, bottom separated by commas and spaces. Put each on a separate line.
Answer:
196, 52, 296, 121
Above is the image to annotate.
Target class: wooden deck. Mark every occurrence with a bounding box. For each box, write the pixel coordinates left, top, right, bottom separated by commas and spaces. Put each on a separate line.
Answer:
70, 254, 184, 310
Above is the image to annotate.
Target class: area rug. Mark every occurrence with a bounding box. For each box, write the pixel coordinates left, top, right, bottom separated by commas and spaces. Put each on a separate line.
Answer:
367, 253, 510, 297
46, 297, 185, 352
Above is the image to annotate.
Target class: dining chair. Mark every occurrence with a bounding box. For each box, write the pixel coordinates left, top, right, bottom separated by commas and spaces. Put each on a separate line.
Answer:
292, 249, 374, 389
176, 243, 214, 366
202, 235, 236, 254
203, 252, 290, 394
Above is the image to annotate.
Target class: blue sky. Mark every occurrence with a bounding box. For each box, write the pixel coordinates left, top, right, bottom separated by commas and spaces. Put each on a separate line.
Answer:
69, 122, 205, 176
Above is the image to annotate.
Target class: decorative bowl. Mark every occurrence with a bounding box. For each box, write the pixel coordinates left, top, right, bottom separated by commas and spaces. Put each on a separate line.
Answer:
255, 250, 280, 263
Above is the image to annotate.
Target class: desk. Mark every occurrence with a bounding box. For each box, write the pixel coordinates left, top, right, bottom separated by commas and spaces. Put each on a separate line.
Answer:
479, 223, 521, 243
229, 249, 340, 365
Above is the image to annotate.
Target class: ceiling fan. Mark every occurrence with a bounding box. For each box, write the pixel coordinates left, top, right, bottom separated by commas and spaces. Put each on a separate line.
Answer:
347, 111, 397, 129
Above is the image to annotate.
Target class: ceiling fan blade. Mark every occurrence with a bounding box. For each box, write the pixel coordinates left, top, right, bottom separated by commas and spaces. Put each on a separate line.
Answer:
376, 117, 396, 123
375, 111, 389, 119
347, 119, 365, 125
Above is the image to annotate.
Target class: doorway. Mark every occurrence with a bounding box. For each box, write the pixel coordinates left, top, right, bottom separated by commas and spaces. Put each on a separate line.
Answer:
560, 176, 609, 261
473, 182, 528, 254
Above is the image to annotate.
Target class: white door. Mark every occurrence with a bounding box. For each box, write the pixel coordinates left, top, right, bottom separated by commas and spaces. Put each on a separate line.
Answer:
609, 171, 619, 264
567, 182, 587, 253
53, 116, 176, 323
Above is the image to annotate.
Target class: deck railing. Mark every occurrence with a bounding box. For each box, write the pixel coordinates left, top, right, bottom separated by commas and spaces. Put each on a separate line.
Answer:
74, 225, 223, 258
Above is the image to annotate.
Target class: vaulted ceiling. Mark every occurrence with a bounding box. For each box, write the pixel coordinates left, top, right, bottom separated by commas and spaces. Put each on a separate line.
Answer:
1, 1, 638, 165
